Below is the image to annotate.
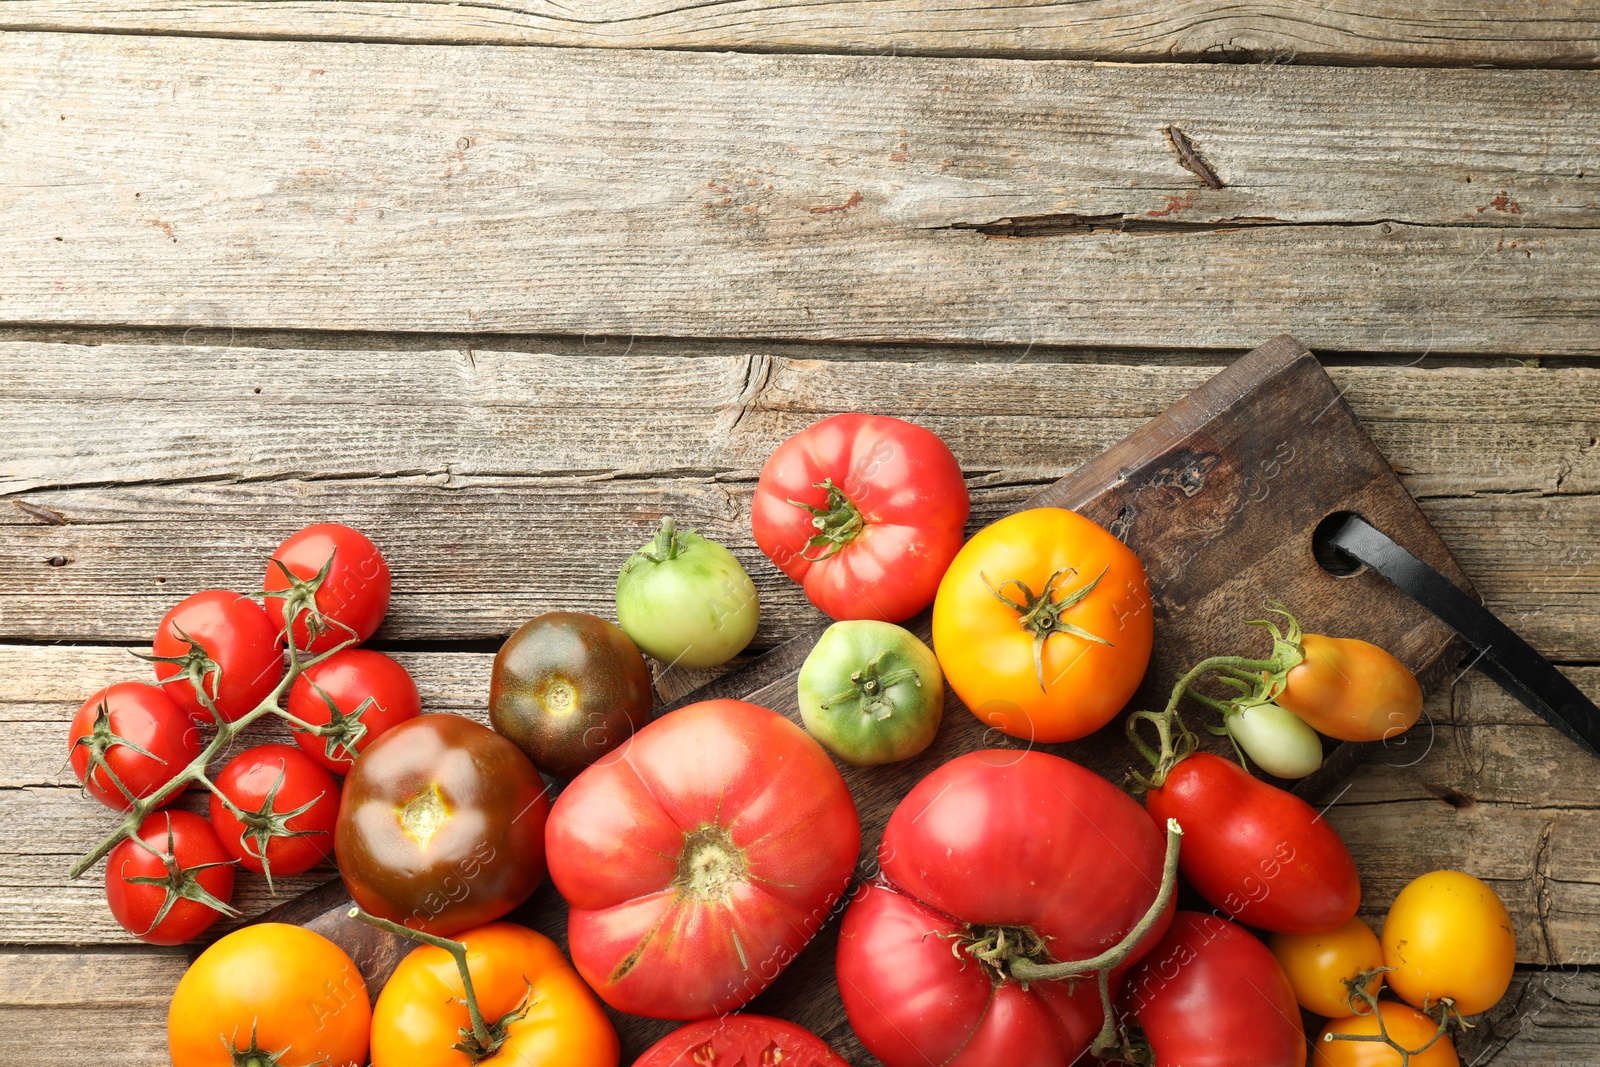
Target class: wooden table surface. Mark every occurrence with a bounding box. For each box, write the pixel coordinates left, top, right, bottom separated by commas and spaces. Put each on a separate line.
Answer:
1, 6, 1598, 1064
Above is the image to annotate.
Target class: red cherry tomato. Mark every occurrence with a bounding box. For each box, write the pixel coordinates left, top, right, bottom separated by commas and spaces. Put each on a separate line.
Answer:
547, 699, 861, 1019
264, 523, 392, 653
68, 682, 200, 811
286, 649, 422, 773
150, 590, 284, 724
836, 750, 1174, 1067
751, 413, 969, 623
637, 1015, 849, 1067
1122, 912, 1306, 1067
209, 744, 340, 885
1144, 753, 1360, 935
105, 810, 238, 945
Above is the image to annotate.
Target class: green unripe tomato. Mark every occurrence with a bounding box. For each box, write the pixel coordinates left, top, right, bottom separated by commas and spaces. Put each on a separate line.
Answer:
616, 518, 760, 670
1226, 700, 1324, 779
798, 620, 943, 766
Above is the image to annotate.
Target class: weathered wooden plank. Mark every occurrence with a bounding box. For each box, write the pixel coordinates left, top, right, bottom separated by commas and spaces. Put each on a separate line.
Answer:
3, 35, 1598, 351
2, 1, 1596, 68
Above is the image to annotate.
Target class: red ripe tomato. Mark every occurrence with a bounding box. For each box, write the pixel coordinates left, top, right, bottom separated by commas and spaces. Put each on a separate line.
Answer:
264, 523, 392, 653
637, 1015, 849, 1067
836, 751, 1174, 1067
1145, 753, 1359, 935
751, 413, 969, 623
105, 810, 237, 945
287, 649, 422, 773
150, 590, 284, 724
546, 699, 861, 1019
209, 744, 340, 886
1121, 912, 1306, 1067
68, 682, 200, 811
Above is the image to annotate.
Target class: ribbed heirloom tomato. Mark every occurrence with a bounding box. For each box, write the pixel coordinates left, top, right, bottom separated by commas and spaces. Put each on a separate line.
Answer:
546, 699, 860, 1019
836, 751, 1175, 1067
637, 1015, 849, 1066
751, 413, 969, 623
932, 507, 1153, 742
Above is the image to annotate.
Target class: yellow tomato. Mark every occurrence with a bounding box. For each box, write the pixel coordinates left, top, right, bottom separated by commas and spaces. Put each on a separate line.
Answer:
1270, 916, 1385, 1018
1381, 870, 1515, 1016
1278, 634, 1422, 742
168, 923, 370, 1067
372, 922, 618, 1067
931, 508, 1152, 743
1314, 1002, 1458, 1067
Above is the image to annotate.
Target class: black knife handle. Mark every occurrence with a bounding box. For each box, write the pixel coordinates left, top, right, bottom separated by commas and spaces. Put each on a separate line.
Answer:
1325, 514, 1600, 757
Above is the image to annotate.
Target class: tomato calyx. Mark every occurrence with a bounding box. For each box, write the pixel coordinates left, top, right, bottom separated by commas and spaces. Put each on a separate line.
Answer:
299, 684, 375, 764
135, 624, 224, 723
211, 766, 329, 892
119, 816, 240, 936
625, 516, 688, 567
819, 650, 923, 722
70, 698, 164, 806
263, 553, 354, 651
980, 566, 1113, 690
223, 1019, 308, 1067
788, 478, 865, 561
1001, 818, 1184, 1056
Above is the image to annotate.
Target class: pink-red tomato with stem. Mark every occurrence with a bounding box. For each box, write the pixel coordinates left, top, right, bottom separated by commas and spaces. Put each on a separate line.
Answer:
149, 590, 284, 724
287, 648, 421, 773
1121, 912, 1306, 1067
835, 750, 1175, 1067
636, 1015, 849, 1067
751, 413, 969, 623
546, 699, 861, 1020
208, 744, 340, 886
264, 523, 392, 653
1145, 752, 1360, 935
68, 681, 200, 811
105, 810, 238, 945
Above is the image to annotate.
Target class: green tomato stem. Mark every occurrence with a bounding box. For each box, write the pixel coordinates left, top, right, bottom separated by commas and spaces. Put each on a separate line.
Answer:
347, 908, 495, 1052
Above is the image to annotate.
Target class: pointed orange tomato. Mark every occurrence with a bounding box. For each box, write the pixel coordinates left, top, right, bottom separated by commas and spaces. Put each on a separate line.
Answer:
931, 507, 1153, 743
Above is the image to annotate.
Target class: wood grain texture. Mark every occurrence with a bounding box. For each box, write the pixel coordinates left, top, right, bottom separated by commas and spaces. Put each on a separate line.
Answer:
2, 34, 1598, 352
2, 1, 1597, 68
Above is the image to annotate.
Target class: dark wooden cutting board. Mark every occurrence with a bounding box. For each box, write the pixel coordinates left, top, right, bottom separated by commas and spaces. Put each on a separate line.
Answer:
263, 334, 1474, 1064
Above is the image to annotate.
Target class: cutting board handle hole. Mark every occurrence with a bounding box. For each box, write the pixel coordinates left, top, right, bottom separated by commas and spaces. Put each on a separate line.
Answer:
1312, 511, 1370, 578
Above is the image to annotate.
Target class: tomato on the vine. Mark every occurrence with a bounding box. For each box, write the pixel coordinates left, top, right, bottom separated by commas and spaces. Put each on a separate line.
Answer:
68, 682, 199, 811
836, 751, 1174, 1067
637, 1015, 848, 1067
1144, 752, 1360, 934
1256, 610, 1423, 743
1121, 912, 1306, 1067
168, 923, 371, 1067
751, 413, 969, 623
932, 507, 1153, 743
148, 589, 284, 723
371, 922, 618, 1067
105, 810, 237, 945
1270, 916, 1385, 1018
1314, 1002, 1458, 1067
547, 699, 860, 1019
209, 743, 340, 886
336, 714, 550, 936
287, 648, 422, 773
1381, 870, 1514, 1016
264, 522, 391, 653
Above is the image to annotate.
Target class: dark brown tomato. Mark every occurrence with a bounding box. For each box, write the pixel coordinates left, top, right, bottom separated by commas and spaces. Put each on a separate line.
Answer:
489, 612, 653, 780
334, 714, 550, 937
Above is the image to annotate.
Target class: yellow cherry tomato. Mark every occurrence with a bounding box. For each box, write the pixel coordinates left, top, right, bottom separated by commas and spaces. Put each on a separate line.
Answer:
931, 508, 1153, 743
1314, 1002, 1458, 1067
1270, 916, 1385, 1018
1381, 870, 1515, 1016
169, 923, 370, 1067
1278, 633, 1422, 742
372, 922, 619, 1067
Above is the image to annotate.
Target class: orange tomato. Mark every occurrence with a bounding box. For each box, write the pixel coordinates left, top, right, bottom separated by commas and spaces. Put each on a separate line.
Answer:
1278, 634, 1422, 742
1381, 871, 1515, 1016
1270, 916, 1385, 1018
168, 923, 370, 1067
931, 507, 1152, 743
371, 922, 618, 1067
1314, 1002, 1458, 1067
